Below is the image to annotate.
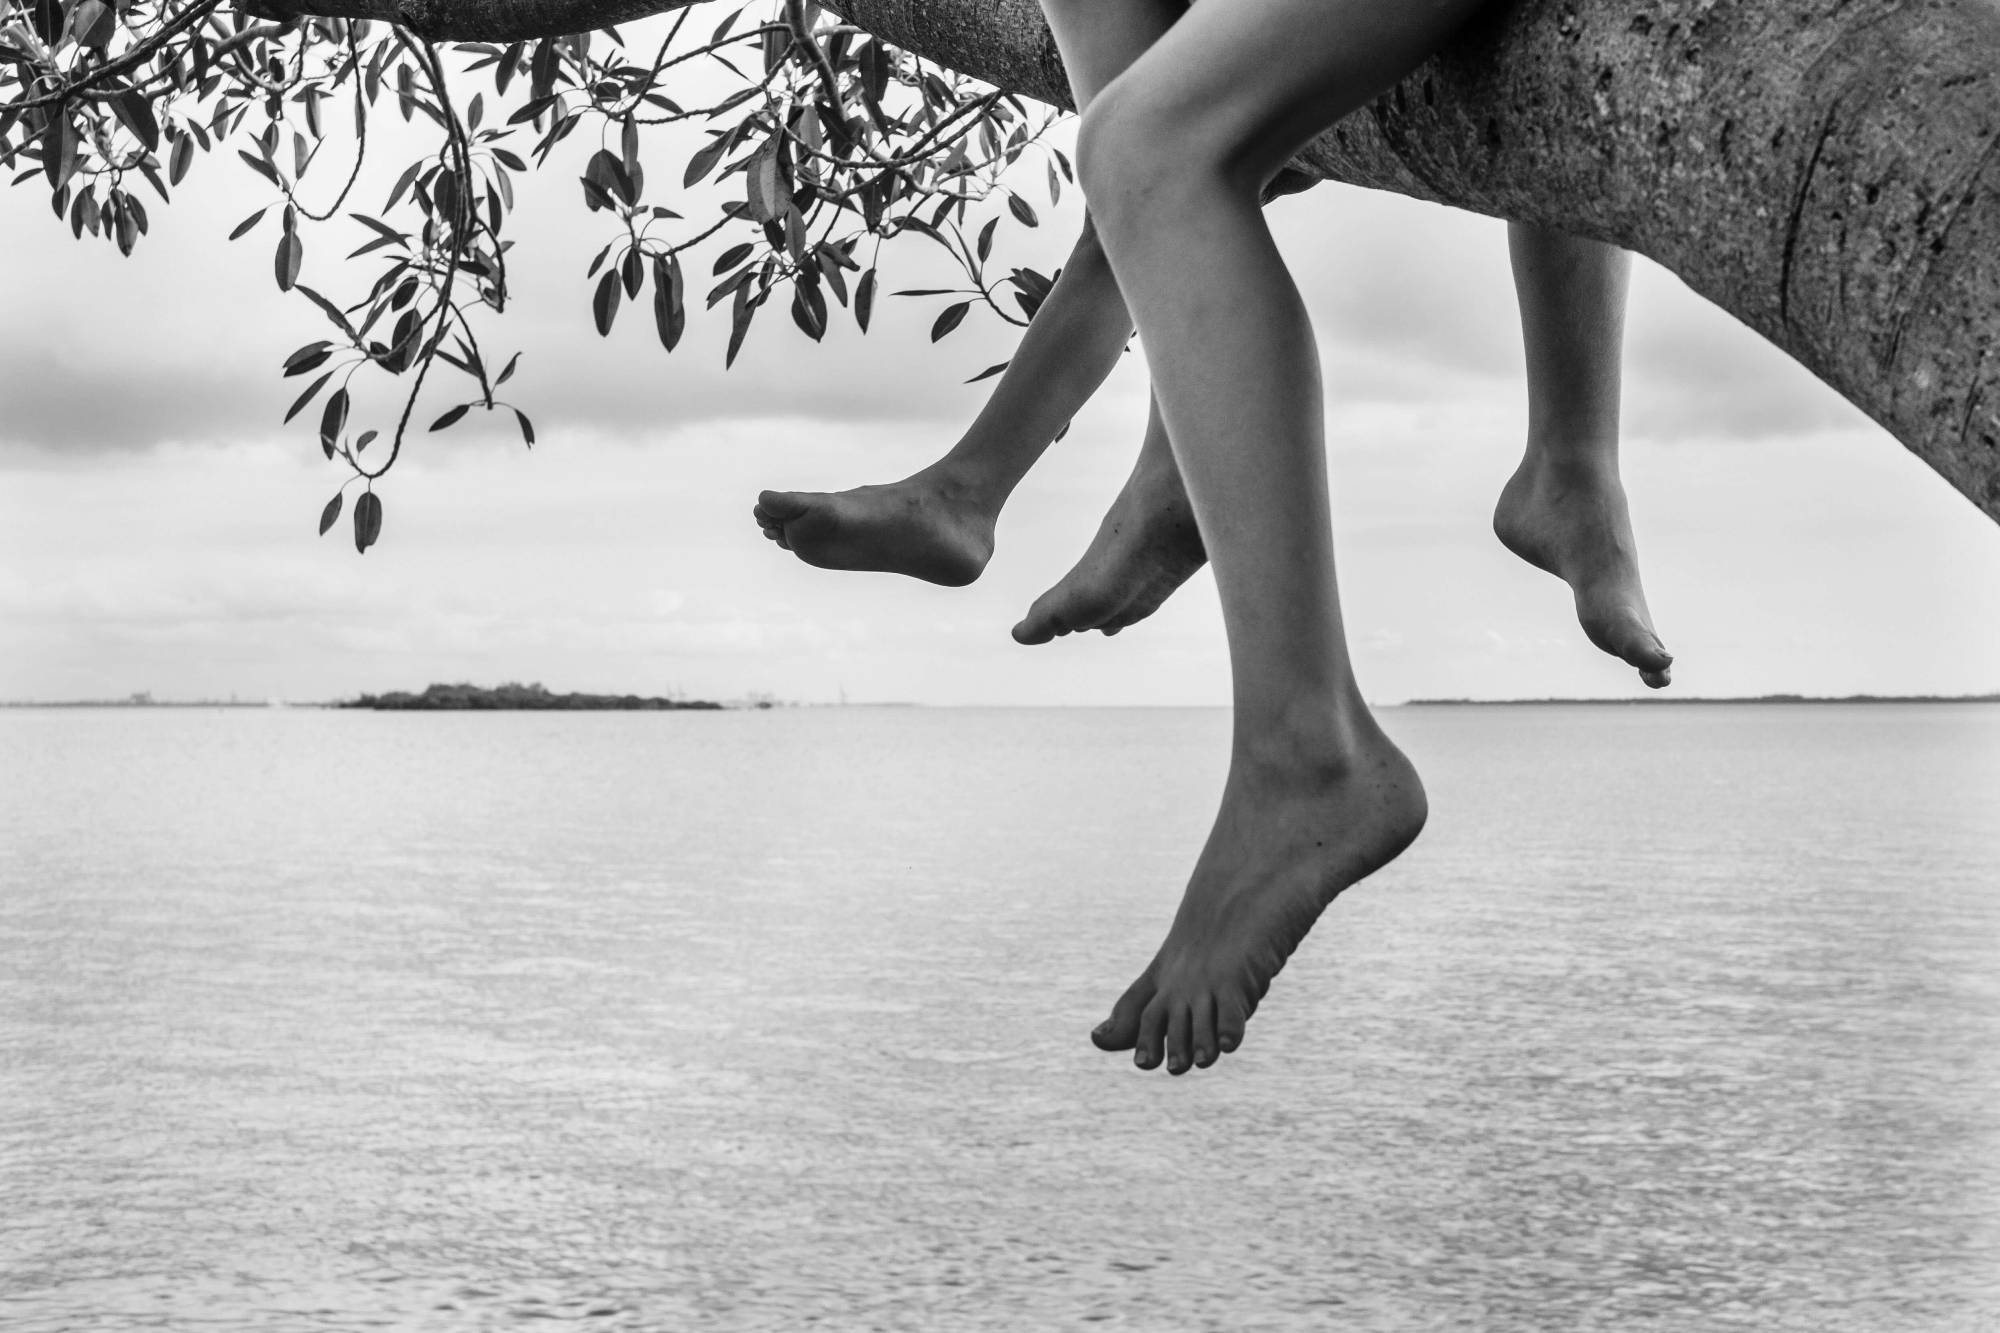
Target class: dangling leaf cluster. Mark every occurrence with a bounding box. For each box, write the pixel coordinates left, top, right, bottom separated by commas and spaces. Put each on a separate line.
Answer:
0, 0, 1068, 550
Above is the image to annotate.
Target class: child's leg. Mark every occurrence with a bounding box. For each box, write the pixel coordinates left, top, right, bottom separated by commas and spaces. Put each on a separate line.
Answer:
1495, 224, 1673, 686
1010, 397, 1205, 642
752, 0, 1184, 586
1008, 173, 1321, 644
1069, 0, 1486, 1073
1013, 209, 1659, 652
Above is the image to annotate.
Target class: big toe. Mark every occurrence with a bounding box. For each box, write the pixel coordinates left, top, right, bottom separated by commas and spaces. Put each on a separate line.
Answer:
1619, 631, 1672, 678
755, 489, 812, 522
1585, 603, 1672, 677
1091, 973, 1155, 1051
1012, 595, 1067, 646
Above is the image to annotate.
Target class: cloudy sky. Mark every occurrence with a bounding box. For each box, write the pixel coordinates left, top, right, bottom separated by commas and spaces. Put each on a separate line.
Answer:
4, 40, 1998, 706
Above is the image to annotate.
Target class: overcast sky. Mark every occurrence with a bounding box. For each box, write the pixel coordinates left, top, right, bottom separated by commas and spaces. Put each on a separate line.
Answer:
4, 45, 1998, 705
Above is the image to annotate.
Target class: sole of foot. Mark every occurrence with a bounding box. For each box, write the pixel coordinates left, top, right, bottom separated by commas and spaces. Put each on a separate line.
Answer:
754, 474, 995, 588
1492, 456, 1673, 688
1090, 724, 1428, 1074
1012, 469, 1206, 644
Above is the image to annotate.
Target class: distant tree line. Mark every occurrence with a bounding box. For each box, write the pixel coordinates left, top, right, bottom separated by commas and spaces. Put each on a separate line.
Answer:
344, 681, 722, 709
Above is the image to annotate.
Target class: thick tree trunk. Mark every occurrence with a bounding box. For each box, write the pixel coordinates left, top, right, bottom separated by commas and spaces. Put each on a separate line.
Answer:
258, 0, 2000, 522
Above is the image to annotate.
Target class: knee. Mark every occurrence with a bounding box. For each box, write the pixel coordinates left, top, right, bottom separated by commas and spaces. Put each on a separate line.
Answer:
1076, 77, 1258, 241
1075, 85, 1160, 234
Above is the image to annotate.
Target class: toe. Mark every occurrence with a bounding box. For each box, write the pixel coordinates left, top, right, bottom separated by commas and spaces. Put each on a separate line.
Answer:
1166, 1003, 1192, 1075
1011, 599, 1063, 646
1133, 997, 1168, 1071
756, 490, 811, 521
1091, 973, 1153, 1051
1216, 996, 1248, 1055
1191, 993, 1218, 1068
1584, 608, 1680, 680
1583, 604, 1673, 677
1641, 665, 1672, 689
1622, 626, 1673, 675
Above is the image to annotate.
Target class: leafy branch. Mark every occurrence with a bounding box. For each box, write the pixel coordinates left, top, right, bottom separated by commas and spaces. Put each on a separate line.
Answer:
2, 0, 1069, 551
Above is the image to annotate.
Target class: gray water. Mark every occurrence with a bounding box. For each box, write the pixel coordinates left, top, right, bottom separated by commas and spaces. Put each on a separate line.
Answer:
2, 704, 1997, 1331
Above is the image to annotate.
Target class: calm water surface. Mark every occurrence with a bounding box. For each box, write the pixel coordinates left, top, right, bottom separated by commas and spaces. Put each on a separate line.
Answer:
3, 704, 1998, 1330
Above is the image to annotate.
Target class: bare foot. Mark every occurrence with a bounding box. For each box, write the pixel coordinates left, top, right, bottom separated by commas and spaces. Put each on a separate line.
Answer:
1012, 462, 1206, 644
754, 467, 996, 588
1492, 454, 1673, 688
1091, 720, 1428, 1073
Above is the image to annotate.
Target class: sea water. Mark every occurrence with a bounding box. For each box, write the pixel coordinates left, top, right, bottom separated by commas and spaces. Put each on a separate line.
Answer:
3, 704, 1997, 1331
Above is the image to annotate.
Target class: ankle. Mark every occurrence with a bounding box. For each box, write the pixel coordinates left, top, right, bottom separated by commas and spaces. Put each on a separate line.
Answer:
913, 456, 1008, 522
1229, 690, 1382, 779
1516, 444, 1622, 493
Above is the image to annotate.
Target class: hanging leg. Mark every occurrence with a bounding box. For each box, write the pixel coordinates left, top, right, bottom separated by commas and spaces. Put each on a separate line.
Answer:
752, 1, 1185, 586
1065, 0, 1488, 1072
1493, 224, 1672, 686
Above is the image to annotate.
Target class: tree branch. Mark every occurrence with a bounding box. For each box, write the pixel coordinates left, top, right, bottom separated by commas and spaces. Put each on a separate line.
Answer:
15, 0, 222, 111
224, 0, 2000, 522
241, 0, 699, 42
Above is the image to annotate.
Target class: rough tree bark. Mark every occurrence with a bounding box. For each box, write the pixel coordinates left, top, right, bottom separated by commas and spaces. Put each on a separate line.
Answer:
256, 0, 2000, 523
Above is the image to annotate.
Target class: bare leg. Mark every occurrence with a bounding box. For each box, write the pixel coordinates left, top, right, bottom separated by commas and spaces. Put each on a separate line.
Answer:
754, 221, 1129, 585
1067, 0, 1487, 1073
1011, 397, 1204, 642
1009, 170, 1321, 643
1494, 225, 1673, 686
753, 1, 1184, 584
1017, 208, 1665, 654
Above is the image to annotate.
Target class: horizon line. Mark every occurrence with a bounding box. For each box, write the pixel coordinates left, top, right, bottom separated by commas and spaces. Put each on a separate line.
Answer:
6, 691, 1999, 710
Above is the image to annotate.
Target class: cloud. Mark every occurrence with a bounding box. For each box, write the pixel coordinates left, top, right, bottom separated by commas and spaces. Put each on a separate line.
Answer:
0, 232, 1034, 460
0, 80, 1069, 461
1622, 276, 1869, 441
1276, 185, 1523, 380
1, 106, 1871, 473
0, 346, 263, 452
1284, 184, 1872, 443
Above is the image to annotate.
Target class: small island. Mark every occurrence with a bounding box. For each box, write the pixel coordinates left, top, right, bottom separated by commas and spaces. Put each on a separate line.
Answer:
342, 682, 723, 711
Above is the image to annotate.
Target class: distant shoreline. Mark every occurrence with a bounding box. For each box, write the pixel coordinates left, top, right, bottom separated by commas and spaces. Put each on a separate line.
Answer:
5, 692, 1996, 710
1, 700, 282, 709
2, 682, 729, 711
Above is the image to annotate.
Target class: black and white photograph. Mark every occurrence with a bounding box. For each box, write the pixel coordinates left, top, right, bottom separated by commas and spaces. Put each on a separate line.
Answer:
5, 0, 2000, 1327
